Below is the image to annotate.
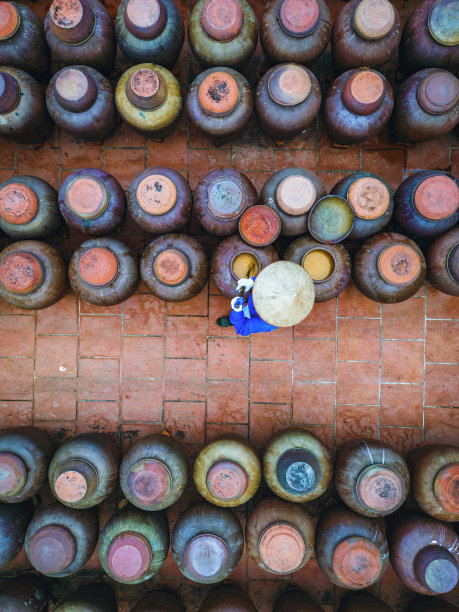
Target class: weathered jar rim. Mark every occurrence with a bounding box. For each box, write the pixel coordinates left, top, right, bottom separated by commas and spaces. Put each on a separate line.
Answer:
0, 70, 20, 115
128, 458, 172, 505
332, 535, 382, 587
153, 247, 191, 286
412, 174, 459, 221
239, 205, 281, 247
417, 71, 459, 116
276, 174, 317, 216
136, 174, 178, 216
0, 452, 27, 496
184, 533, 230, 579
267, 64, 312, 107
198, 71, 240, 117
301, 247, 337, 284
29, 525, 77, 573
206, 459, 248, 500
106, 531, 152, 582
346, 176, 390, 220
64, 175, 110, 220
434, 462, 459, 515
446, 242, 459, 284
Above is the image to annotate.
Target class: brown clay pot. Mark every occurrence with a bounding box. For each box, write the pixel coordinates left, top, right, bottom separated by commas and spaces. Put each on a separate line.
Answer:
352, 232, 426, 303
246, 496, 314, 575
338, 593, 393, 611
141, 233, 208, 302
132, 590, 185, 612
0, 573, 49, 611
54, 583, 117, 612
49, 433, 120, 509
193, 434, 261, 507
274, 590, 325, 612
120, 432, 188, 511
427, 227, 459, 296
200, 586, 256, 612
0, 499, 34, 569
406, 596, 459, 612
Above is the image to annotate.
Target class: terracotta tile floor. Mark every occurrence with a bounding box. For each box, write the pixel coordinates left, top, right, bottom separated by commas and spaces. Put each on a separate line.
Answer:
0, 0, 459, 609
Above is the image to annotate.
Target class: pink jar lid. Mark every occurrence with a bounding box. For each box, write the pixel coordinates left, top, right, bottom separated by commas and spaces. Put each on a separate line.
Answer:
0, 2, 20, 40
206, 460, 248, 501
354, 0, 396, 39
154, 248, 190, 285
106, 532, 152, 582
268, 64, 311, 106
55, 470, 88, 503
184, 534, 230, 580
200, 0, 243, 41
128, 459, 171, 505
124, 0, 167, 39
278, 0, 320, 36
64, 175, 109, 220
259, 523, 305, 573
29, 525, 76, 574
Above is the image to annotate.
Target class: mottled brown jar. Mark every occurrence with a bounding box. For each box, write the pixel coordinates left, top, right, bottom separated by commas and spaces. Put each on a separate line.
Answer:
188, 0, 257, 69
406, 596, 459, 612
353, 232, 426, 303
99, 505, 169, 584
44, 0, 116, 75
0, 175, 62, 240
388, 512, 459, 595
194, 435, 261, 507
69, 238, 139, 306
120, 432, 188, 511
132, 590, 185, 612
49, 433, 120, 509
338, 593, 393, 612
316, 504, 389, 589
171, 502, 244, 583
274, 590, 325, 612
141, 233, 208, 302
25, 502, 98, 577
187, 68, 253, 142
0, 499, 33, 569
128, 167, 192, 234
324, 69, 394, 145
0, 241, 67, 310
0, 574, 49, 611
200, 586, 256, 612
260, 0, 332, 66
392, 69, 459, 144
47, 65, 116, 141
427, 227, 459, 296
54, 583, 117, 612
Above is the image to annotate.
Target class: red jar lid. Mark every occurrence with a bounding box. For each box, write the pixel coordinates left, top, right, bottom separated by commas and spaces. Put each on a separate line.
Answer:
208, 176, 246, 220
268, 64, 311, 106
276, 175, 317, 216
78, 247, 119, 287
356, 465, 405, 512
127, 67, 167, 111
64, 175, 109, 220
124, 0, 167, 40
128, 459, 171, 505
206, 460, 248, 501
0, 2, 20, 40
333, 536, 381, 587
414, 175, 459, 220
54, 470, 88, 503
278, 0, 320, 36
377, 244, 422, 287
259, 523, 305, 574
55, 67, 97, 112
239, 205, 281, 247
200, 0, 243, 42
154, 248, 190, 285
0, 452, 27, 496
428, 0, 459, 46
0, 252, 44, 294
106, 532, 152, 582
29, 525, 76, 574
354, 0, 396, 39
0, 70, 20, 114
347, 177, 390, 219
184, 534, 230, 580
0, 183, 39, 225
136, 174, 177, 215
434, 463, 459, 515
417, 72, 459, 115
198, 71, 239, 117
342, 70, 384, 116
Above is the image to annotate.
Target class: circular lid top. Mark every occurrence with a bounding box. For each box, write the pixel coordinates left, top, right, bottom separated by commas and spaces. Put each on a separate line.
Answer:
0, 452, 27, 496
278, 0, 320, 36
154, 248, 190, 285
127, 67, 167, 110
259, 523, 305, 573
276, 175, 317, 216
285, 462, 315, 492
200, 0, 243, 41
55, 470, 88, 503
414, 175, 459, 220
421, 551, 459, 593
0, 3, 20, 40
347, 177, 390, 219
332, 536, 381, 587
0, 252, 44, 295
434, 463, 459, 515
343, 70, 385, 116
64, 175, 109, 220
239, 205, 281, 247
107, 532, 152, 582
207, 176, 246, 220
125, 0, 167, 39
184, 534, 230, 580
377, 243, 422, 287
206, 459, 248, 500
136, 174, 178, 215
417, 72, 459, 115
302, 248, 336, 282
354, 0, 396, 39
268, 64, 312, 106
128, 459, 171, 505
50, 0, 84, 28
30, 525, 76, 574
428, 0, 459, 46
0, 70, 20, 114
308, 196, 355, 243
55, 68, 97, 112
198, 72, 239, 117
0, 183, 39, 225
447, 242, 459, 284
356, 465, 404, 513
78, 247, 119, 287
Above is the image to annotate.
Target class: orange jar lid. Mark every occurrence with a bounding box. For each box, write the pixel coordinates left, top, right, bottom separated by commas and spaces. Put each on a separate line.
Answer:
259, 523, 305, 573
128, 459, 171, 506
65, 175, 109, 220
0, 452, 26, 496
414, 175, 459, 220
354, 0, 396, 39
29, 525, 76, 574
136, 174, 177, 215
0, 183, 39, 225
239, 205, 281, 247
347, 177, 390, 219
377, 244, 422, 287
206, 460, 248, 501
434, 463, 459, 515
185, 534, 230, 580
342, 70, 385, 116
154, 248, 190, 285
0, 252, 44, 294
276, 175, 316, 216
55, 470, 88, 503
0, 2, 20, 39
200, 0, 243, 41
268, 64, 311, 106
417, 71, 459, 115
107, 532, 152, 582
357, 464, 405, 512
278, 0, 320, 36
78, 247, 119, 287
333, 536, 381, 587
198, 71, 239, 117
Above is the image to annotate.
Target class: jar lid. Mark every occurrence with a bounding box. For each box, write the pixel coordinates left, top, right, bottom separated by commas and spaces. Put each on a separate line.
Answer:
413, 175, 459, 220
0, 70, 20, 114
126, 68, 167, 111
154, 248, 190, 285
30, 525, 76, 574
198, 71, 239, 117
55, 67, 97, 113
356, 464, 405, 512
239, 205, 281, 247
342, 70, 385, 116
377, 243, 421, 286
184, 534, 230, 580
417, 72, 459, 115
428, 0, 459, 46
308, 196, 355, 243
276, 448, 320, 493
302, 248, 335, 282
0, 252, 44, 294
200, 0, 243, 42
0, 2, 20, 40
354, 0, 396, 39
268, 64, 311, 106
276, 175, 317, 216
206, 460, 248, 500
0, 183, 39, 225
49, 0, 95, 44
207, 176, 246, 220
434, 463, 459, 515
124, 0, 167, 40
136, 174, 178, 215
55, 470, 88, 503
259, 523, 305, 573
78, 247, 119, 287
0, 452, 26, 496
415, 546, 459, 593
347, 177, 390, 219
64, 175, 109, 220
278, 0, 320, 37
333, 536, 381, 587
128, 459, 172, 505
106, 532, 152, 582
447, 242, 459, 284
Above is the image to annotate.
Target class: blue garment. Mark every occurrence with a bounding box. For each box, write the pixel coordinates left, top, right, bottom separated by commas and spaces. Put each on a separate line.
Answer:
229, 280, 278, 336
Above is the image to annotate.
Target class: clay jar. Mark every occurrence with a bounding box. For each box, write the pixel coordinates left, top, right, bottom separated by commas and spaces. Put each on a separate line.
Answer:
427, 227, 459, 296
308, 196, 355, 244
0, 2, 50, 81
115, 0, 184, 68
0, 67, 53, 144
141, 233, 208, 302
59, 168, 126, 235
406, 596, 459, 612
406, 444, 459, 522
210, 234, 278, 298
99, 505, 169, 584
353, 232, 426, 303
259, 167, 326, 237
400, 0, 459, 75
193, 435, 261, 507
25, 502, 98, 577
194, 169, 257, 235
284, 237, 351, 302
392, 69, 459, 144
0, 175, 62, 239
188, 0, 257, 69
47, 66, 116, 141
0, 241, 67, 310
49, 433, 120, 509
388, 512, 459, 595
133, 590, 185, 612
260, 0, 332, 67
330, 172, 394, 239
0, 574, 49, 611
338, 594, 393, 612
263, 428, 332, 503
324, 69, 394, 145
0, 499, 34, 569
128, 167, 192, 234
69, 238, 139, 306
120, 432, 188, 511
116, 63, 182, 139
200, 586, 256, 612
316, 504, 389, 589
54, 583, 117, 612
331, 0, 402, 73
274, 590, 325, 612
44, 0, 116, 75
246, 497, 314, 575
394, 171, 459, 237
187, 68, 253, 143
